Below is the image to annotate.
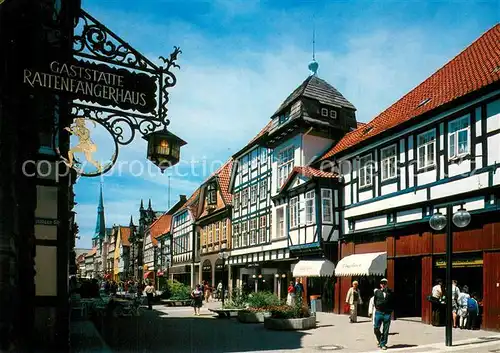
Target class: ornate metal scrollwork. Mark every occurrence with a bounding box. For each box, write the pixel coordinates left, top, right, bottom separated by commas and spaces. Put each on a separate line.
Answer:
66, 9, 182, 176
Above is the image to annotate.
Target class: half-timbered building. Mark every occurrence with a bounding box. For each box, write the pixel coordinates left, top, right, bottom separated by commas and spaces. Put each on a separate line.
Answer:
318, 24, 500, 329
228, 123, 279, 293
196, 159, 233, 288
264, 71, 358, 305
170, 190, 200, 287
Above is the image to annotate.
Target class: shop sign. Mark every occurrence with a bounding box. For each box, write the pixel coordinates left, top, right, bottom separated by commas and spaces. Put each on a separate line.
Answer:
247, 263, 260, 268
35, 218, 60, 226
435, 258, 483, 268
23, 60, 157, 114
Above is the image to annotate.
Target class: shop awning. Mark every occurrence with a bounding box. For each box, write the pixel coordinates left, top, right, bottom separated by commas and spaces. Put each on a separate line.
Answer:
143, 271, 154, 279
335, 252, 387, 277
292, 259, 335, 277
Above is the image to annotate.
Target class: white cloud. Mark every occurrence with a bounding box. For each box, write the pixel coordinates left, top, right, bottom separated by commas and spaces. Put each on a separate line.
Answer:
76, 2, 478, 248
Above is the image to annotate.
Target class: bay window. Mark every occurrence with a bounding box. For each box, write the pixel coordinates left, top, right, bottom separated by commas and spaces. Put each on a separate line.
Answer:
290, 196, 299, 228
305, 191, 315, 225
417, 130, 436, 169
278, 146, 294, 187
321, 189, 333, 223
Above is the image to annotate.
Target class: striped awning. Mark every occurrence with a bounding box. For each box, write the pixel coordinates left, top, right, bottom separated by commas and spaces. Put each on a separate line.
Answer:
334, 252, 387, 277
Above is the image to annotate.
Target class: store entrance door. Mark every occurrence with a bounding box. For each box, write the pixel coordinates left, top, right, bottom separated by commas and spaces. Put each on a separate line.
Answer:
395, 257, 421, 318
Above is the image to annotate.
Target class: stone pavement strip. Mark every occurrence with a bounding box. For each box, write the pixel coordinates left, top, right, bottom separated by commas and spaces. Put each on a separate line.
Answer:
97, 301, 500, 353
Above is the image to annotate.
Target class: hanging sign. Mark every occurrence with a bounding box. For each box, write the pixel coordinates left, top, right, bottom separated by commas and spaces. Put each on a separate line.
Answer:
23, 60, 157, 114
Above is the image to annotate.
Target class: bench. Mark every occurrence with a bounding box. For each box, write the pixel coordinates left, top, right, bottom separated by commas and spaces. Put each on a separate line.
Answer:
209, 308, 244, 318
162, 299, 191, 307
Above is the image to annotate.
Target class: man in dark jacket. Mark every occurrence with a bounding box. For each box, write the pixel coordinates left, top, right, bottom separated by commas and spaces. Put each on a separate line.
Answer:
373, 278, 394, 350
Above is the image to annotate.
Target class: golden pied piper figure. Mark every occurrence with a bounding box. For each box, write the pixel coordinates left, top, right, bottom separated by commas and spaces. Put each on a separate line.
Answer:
63, 117, 102, 172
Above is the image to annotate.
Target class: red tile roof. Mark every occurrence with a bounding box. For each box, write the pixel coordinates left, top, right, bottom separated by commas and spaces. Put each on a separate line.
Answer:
280, 166, 338, 193
322, 24, 500, 160
216, 159, 233, 204
149, 213, 173, 246
85, 247, 97, 257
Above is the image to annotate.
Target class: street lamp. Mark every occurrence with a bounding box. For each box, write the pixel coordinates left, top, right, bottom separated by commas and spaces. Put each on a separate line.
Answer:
218, 249, 229, 305
429, 205, 471, 347
143, 128, 187, 173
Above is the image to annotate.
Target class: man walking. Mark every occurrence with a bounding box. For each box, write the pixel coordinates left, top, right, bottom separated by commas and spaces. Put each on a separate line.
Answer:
373, 278, 394, 350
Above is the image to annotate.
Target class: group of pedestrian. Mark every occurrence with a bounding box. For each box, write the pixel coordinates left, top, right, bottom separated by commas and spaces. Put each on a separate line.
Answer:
430, 279, 480, 329
286, 279, 304, 306
345, 278, 394, 351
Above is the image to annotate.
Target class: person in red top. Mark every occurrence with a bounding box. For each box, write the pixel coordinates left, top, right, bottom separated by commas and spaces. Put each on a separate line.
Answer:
287, 281, 296, 306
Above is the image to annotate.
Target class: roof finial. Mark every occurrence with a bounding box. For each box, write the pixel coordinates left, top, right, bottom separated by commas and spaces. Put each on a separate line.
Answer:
308, 15, 319, 76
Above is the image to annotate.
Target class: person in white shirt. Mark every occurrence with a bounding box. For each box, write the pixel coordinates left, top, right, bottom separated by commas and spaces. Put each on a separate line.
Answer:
451, 280, 460, 328
345, 281, 362, 323
457, 285, 470, 329
368, 288, 377, 325
431, 279, 443, 326
144, 281, 156, 310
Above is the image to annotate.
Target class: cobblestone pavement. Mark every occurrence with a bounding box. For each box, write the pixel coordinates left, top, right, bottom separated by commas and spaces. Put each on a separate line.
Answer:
96, 301, 500, 353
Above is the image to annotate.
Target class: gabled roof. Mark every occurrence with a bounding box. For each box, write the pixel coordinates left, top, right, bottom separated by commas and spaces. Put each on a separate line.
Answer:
197, 159, 234, 219
119, 227, 131, 247
232, 121, 272, 159
149, 213, 173, 246
321, 24, 500, 160
279, 166, 338, 194
85, 247, 97, 257
216, 159, 233, 204
175, 188, 201, 220
274, 75, 356, 117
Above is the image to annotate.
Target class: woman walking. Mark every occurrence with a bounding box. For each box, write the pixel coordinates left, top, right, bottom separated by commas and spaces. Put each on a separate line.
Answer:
345, 281, 363, 323
286, 281, 296, 306
191, 284, 203, 316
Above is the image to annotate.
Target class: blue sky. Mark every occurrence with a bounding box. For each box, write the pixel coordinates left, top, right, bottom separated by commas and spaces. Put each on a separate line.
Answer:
74, 0, 499, 249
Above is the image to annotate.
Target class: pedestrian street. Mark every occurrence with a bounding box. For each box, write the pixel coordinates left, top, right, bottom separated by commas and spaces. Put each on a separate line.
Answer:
93, 301, 500, 353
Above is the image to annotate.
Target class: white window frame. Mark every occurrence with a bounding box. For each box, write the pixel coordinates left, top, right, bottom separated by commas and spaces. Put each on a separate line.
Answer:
259, 179, 267, 200
222, 221, 227, 240
241, 188, 249, 207
417, 129, 436, 169
330, 110, 337, 119
305, 191, 315, 225
242, 222, 248, 247
250, 219, 257, 245
448, 116, 470, 159
233, 193, 240, 209
278, 146, 294, 187
276, 206, 285, 239
359, 154, 373, 188
321, 108, 328, 116
321, 189, 333, 224
233, 224, 240, 248
290, 197, 299, 228
208, 224, 213, 244
259, 215, 267, 244
381, 144, 397, 181
260, 148, 267, 164
250, 184, 258, 204
215, 222, 220, 242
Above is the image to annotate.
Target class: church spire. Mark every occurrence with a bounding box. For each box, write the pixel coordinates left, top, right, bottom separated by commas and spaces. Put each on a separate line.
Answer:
93, 184, 106, 240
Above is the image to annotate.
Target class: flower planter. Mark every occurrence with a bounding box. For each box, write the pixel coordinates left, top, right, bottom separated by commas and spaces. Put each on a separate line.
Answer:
264, 316, 317, 330
237, 310, 271, 323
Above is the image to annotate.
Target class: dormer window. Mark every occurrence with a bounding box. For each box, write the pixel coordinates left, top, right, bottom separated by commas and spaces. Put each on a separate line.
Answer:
207, 183, 217, 205
330, 110, 337, 119
321, 108, 328, 117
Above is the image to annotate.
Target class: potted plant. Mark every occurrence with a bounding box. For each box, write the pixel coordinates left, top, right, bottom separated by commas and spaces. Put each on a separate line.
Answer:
264, 301, 316, 330
238, 291, 280, 323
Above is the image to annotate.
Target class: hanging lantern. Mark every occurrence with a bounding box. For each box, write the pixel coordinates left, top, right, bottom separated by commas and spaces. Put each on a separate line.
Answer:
429, 211, 446, 231
143, 128, 187, 172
